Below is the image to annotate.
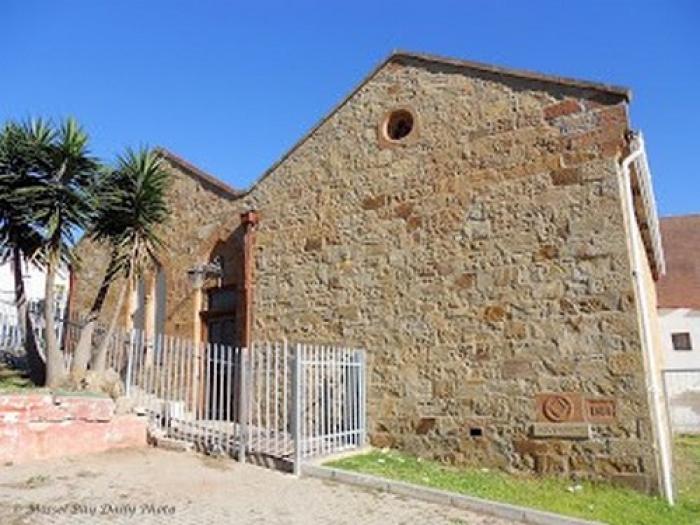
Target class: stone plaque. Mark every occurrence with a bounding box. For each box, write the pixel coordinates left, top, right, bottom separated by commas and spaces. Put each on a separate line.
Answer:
502, 359, 532, 380
531, 423, 591, 439
535, 393, 584, 423
585, 398, 616, 423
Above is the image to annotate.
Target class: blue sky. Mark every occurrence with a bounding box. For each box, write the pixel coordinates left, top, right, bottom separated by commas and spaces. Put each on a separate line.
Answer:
2, 1, 698, 216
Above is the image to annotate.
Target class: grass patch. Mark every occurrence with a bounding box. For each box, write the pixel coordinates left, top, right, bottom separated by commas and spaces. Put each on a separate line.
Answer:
327, 437, 700, 525
0, 363, 35, 392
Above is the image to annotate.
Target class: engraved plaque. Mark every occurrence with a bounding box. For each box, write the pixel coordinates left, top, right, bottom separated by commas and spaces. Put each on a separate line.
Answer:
531, 423, 590, 439
543, 395, 574, 422
535, 393, 584, 423
585, 398, 616, 423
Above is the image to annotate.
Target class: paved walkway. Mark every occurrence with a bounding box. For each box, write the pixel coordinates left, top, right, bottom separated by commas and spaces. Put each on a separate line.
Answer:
0, 448, 517, 524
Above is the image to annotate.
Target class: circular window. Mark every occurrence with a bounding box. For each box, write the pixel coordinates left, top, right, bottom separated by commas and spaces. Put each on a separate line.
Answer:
384, 109, 414, 142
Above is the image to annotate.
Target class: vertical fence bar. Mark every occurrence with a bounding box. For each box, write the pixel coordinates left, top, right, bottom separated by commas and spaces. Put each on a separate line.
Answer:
320, 345, 326, 457
274, 341, 279, 457
292, 342, 302, 475
265, 342, 270, 454
304, 344, 308, 457
360, 349, 367, 447
238, 346, 248, 463
204, 343, 211, 447
226, 346, 233, 454
283, 340, 288, 455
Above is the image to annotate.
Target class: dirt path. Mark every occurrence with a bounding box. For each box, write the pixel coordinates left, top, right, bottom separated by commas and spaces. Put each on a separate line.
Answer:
0, 447, 517, 524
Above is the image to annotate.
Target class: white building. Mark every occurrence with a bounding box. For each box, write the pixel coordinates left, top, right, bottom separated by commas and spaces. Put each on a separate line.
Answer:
657, 215, 700, 369
0, 259, 70, 312
656, 214, 700, 433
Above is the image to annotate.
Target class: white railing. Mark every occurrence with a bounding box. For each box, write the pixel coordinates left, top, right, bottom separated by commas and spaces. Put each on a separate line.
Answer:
295, 343, 366, 465
0, 305, 21, 354
121, 333, 367, 469
0, 303, 74, 363
663, 369, 700, 434
0, 306, 368, 470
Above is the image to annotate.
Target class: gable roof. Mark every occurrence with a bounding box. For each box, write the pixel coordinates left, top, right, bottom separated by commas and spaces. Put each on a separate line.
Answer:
156, 148, 241, 199
242, 50, 631, 195
656, 215, 700, 309
156, 50, 632, 199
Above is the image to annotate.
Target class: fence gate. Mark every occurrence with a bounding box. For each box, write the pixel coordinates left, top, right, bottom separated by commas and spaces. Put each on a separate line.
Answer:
663, 369, 700, 435
120, 334, 366, 472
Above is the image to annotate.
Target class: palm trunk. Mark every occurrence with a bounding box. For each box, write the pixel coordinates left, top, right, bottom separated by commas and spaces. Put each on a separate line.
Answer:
71, 256, 120, 372
90, 276, 129, 373
12, 246, 45, 385
44, 254, 66, 387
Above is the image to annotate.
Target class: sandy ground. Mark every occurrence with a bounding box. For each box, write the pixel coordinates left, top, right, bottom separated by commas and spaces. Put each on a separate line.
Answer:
0, 447, 518, 524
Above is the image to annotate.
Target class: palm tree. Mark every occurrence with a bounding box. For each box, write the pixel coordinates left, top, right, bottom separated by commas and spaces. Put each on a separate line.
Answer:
31, 118, 99, 386
72, 148, 170, 373
0, 119, 55, 384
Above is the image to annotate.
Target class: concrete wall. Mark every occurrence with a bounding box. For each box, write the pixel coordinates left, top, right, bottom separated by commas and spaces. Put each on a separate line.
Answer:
659, 309, 700, 435
0, 394, 146, 464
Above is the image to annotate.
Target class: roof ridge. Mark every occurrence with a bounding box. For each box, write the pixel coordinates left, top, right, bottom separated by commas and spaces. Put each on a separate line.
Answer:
390, 50, 631, 100
661, 213, 700, 220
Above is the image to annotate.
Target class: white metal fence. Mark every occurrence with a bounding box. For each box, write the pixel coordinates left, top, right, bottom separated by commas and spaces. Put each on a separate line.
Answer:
123, 335, 367, 471
0, 305, 21, 354
0, 302, 73, 364
663, 369, 700, 435
0, 306, 368, 471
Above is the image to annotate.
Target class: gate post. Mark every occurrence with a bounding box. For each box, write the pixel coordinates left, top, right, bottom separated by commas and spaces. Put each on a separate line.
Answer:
292, 343, 303, 476
238, 346, 248, 463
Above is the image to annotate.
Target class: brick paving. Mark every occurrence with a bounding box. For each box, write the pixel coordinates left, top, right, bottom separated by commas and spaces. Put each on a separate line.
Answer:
0, 448, 518, 524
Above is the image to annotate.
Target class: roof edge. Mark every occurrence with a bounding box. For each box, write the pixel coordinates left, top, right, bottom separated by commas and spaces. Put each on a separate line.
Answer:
156, 148, 242, 199
154, 51, 634, 199
391, 50, 632, 101
240, 53, 396, 196
242, 49, 632, 196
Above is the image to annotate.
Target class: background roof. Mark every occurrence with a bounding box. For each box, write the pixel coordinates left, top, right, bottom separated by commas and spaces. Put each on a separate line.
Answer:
656, 215, 700, 309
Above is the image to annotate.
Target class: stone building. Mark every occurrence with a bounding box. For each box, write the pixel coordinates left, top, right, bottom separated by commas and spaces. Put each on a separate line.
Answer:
71, 51, 673, 496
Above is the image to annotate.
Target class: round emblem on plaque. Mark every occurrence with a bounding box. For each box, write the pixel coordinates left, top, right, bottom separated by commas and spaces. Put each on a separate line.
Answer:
543, 395, 574, 422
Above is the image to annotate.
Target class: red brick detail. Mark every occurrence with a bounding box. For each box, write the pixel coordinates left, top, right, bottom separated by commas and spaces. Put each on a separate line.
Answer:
544, 99, 583, 120
241, 210, 260, 348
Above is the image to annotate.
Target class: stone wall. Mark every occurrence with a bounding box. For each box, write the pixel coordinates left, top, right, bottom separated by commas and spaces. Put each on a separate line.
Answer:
240, 57, 660, 492
70, 55, 662, 492
0, 394, 146, 464
72, 157, 244, 342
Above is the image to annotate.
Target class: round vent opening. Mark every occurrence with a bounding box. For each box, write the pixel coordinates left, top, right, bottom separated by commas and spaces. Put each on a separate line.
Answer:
384, 109, 414, 142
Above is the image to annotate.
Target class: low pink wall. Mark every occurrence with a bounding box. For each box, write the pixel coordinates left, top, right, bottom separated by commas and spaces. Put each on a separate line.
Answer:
0, 393, 147, 464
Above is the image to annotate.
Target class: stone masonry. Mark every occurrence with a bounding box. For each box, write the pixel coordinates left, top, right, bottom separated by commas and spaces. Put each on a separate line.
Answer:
72, 52, 665, 493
